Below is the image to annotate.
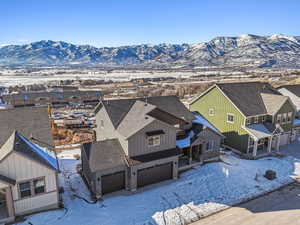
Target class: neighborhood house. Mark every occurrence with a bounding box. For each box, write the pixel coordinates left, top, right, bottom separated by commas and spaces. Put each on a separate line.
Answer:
190, 82, 296, 158
81, 96, 223, 197
0, 107, 60, 223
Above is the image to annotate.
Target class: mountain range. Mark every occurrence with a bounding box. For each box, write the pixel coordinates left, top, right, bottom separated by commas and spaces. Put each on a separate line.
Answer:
1, 34, 300, 69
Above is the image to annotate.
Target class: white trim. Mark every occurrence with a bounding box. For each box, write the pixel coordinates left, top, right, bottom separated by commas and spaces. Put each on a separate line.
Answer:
147, 135, 161, 147
208, 108, 215, 116
227, 113, 235, 123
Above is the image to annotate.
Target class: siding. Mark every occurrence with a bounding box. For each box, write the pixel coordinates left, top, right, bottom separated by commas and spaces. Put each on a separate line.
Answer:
14, 191, 58, 215
198, 128, 222, 152
128, 120, 177, 157
81, 147, 92, 182
0, 152, 58, 215
190, 86, 249, 153
274, 100, 295, 132
94, 107, 128, 154
278, 88, 300, 111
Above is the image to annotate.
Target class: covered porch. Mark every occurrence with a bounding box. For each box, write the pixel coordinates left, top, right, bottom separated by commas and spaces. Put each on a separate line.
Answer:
176, 131, 206, 170
245, 124, 282, 158
0, 176, 16, 224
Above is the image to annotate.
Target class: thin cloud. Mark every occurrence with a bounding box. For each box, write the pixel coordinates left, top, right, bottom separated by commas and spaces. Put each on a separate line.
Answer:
0, 43, 10, 47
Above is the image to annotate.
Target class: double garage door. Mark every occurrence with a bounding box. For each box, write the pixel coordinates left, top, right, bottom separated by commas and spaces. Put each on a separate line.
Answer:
101, 171, 125, 195
137, 163, 173, 188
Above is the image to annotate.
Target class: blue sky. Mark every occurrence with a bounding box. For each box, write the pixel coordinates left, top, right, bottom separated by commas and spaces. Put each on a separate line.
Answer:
1, 0, 299, 47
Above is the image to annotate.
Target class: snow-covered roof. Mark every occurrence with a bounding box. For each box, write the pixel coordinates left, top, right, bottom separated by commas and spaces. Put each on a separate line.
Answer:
17, 133, 58, 170
293, 119, 300, 126
192, 113, 224, 137
244, 124, 272, 140
176, 130, 195, 148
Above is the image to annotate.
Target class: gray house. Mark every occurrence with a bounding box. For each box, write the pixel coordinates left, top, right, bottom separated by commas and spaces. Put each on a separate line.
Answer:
277, 84, 300, 135
0, 107, 59, 223
81, 96, 224, 197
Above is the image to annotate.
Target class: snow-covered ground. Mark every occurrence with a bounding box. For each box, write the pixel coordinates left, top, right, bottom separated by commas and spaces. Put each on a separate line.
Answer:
16, 150, 300, 225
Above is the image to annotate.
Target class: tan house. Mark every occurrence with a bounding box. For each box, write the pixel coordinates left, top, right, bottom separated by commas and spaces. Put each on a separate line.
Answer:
0, 107, 60, 223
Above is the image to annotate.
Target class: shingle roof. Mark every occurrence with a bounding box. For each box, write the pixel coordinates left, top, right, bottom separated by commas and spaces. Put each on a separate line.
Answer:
126, 147, 182, 166
278, 84, 300, 98
0, 131, 58, 171
260, 93, 289, 115
244, 124, 272, 139
0, 106, 53, 149
82, 139, 126, 172
192, 112, 224, 137
216, 82, 282, 116
95, 96, 195, 129
2, 91, 102, 104
116, 101, 156, 138
0, 174, 16, 185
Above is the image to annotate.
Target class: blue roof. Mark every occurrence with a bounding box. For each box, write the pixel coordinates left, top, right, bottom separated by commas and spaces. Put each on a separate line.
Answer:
176, 130, 195, 148
293, 119, 300, 126
17, 133, 58, 170
192, 112, 223, 136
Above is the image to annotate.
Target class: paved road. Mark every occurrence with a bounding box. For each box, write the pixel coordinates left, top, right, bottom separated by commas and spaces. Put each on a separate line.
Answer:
192, 182, 300, 225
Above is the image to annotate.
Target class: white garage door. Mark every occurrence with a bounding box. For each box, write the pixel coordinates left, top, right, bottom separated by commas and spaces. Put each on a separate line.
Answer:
279, 133, 289, 146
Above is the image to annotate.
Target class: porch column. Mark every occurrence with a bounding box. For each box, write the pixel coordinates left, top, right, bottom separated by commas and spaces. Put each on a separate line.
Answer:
267, 136, 272, 153
5, 186, 15, 218
253, 140, 258, 157
130, 167, 137, 192
189, 146, 192, 165
276, 135, 280, 152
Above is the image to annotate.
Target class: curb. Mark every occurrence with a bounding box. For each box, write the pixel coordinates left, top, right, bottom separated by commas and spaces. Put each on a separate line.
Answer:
189, 179, 296, 224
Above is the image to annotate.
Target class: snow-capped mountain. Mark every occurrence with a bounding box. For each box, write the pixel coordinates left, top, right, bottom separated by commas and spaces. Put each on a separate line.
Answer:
1, 34, 300, 68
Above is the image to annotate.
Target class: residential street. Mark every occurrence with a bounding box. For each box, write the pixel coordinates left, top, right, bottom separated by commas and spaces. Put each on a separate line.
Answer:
192, 142, 300, 225
192, 181, 300, 225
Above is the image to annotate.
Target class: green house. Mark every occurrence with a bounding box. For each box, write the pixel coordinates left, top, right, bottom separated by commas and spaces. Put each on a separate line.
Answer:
190, 82, 296, 158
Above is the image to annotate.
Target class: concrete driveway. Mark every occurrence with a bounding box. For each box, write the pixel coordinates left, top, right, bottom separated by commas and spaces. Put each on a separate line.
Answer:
192, 182, 300, 225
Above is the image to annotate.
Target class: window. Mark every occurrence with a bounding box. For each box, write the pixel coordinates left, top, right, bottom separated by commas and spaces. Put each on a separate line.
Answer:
262, 115, 266, 122
18, 178, 46, 199
254, 116, 259, 124
227, 113, 234, 123
34, 178, 45, 195
206, 140, 214, 151
276, 114, 282, 124
100, 120, 104, 128
208, 108, 215, 116
19, 182, 31, 198
148, 135, 161, 147
245, 118, 251, 125
287, 112, 293, 123
282, 113, 287, 124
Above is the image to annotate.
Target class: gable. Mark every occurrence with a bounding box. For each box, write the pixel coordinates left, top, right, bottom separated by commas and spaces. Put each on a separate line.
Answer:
190, 85, 245, 119
276, 99, 295, 115
0, 152, 56, 181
